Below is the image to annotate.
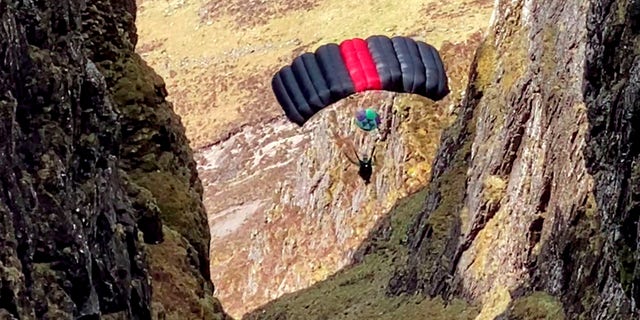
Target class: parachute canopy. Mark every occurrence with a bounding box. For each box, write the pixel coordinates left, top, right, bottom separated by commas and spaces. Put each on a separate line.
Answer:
271, 35, 450, 127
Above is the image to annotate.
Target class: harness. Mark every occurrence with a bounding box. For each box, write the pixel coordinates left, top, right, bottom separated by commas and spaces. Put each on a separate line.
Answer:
358, 158, 373, 184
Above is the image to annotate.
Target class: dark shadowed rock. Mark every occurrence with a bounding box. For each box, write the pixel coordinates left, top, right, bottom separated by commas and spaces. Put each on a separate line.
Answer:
80, 0, 212, 286
390, 0, 640, 318
0, 0, 151, 317
0, 0, 227, 319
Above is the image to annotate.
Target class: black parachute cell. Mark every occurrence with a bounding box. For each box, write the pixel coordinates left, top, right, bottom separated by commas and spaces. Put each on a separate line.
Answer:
315, 43, 355, 102
418, 42, 450, 99
390, 37, 415, 94
406, 38, 428, 95
392, 37, 427, 95
271, 71, 305, 125
278, 66, 315, 120
301, 53, 332, 108
417, 42, 441, 97
366, 35, 403, 92
431, 45, 450, 99
291, 54, 324, 112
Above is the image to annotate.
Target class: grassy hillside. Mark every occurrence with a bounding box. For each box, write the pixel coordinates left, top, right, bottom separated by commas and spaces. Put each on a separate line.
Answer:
135, 0, 494, 149
244, 187, 479, 320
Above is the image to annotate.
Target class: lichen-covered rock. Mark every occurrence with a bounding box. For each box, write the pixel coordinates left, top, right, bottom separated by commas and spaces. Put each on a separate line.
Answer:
389, 0, 640, 318
81, 1, 211, 278
0, 0, 151, 317
0, 0, 224, 318
79, 0, 218, 317
147, 227, 232, 320
243, 0, 638, 318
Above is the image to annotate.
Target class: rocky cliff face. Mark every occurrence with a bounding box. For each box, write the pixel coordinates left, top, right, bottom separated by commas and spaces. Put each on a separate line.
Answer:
245, 0, 640, 319
388, 0, 640, 318
132, 0, 494, 317
195, 36, 481, 318
197, 92, 449, 317
0, 0, 227, 319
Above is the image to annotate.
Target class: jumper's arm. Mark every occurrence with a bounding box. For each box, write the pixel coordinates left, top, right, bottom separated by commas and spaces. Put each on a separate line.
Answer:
342, 149, 360, 165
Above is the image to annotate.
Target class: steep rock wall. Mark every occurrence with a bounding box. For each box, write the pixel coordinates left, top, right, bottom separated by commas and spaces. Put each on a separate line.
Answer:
0, 0, 226, 318
0, 0, 152, 317
79, 2, 222, 317
195, 36, 482, 318
389, 0, 640, 318
198, 91, 455, 317
82, 0, 211, 280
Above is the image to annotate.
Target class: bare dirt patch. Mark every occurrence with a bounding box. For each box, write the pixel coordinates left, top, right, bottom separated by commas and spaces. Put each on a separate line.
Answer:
200, 0, 320, 28
136, 38, 166, 55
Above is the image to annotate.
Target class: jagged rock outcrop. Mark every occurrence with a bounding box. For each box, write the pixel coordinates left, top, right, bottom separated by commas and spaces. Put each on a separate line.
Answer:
196, 37, 480, 318
81, 0, 211, 281
242, 0, 639, 319
0, 0, 152, 317
197, 91, 450, 317
388, 0, 640, 318
0, 0, 227, 318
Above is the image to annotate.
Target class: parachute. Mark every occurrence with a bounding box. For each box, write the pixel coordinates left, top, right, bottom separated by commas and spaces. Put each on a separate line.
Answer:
271, 35, 450, 127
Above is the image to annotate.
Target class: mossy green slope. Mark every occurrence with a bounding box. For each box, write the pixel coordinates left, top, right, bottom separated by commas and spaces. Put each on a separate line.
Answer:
80, 0, 229, 318
245, 188, 479, 320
